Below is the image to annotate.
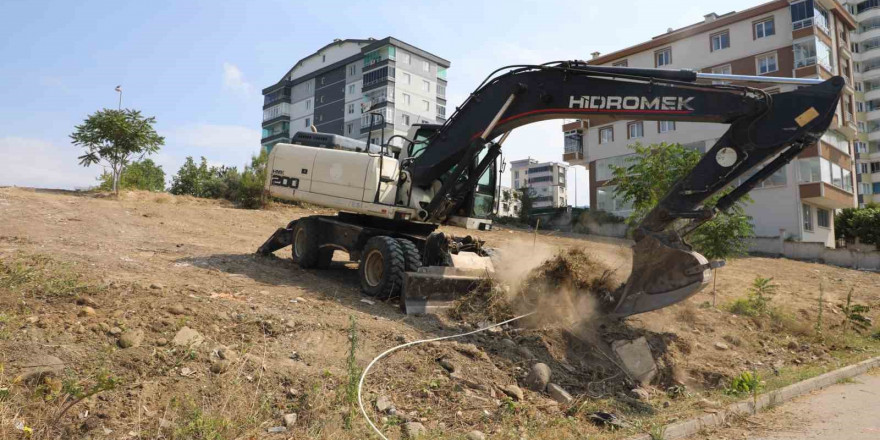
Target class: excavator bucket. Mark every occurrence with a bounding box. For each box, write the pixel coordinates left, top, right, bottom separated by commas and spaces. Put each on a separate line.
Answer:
401, 253, 494, 314
605, 232, 723, 318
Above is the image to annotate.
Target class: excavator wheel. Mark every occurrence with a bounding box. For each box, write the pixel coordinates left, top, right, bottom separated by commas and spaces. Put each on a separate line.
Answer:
359, 236, 406, 300
292, 218, 320, 268
396, 238, 423, 272
316, 248, 334, 269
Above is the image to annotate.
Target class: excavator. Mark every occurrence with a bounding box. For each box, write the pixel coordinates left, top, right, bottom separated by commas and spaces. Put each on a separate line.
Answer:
257, 61, 844, 317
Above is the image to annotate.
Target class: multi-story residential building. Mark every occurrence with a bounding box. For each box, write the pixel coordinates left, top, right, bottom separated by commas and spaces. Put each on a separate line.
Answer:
261, 37, 450, 153
496, 187, 522, 217
842, 0, 880, 205
563, 0, 858, 247
510, 158, 569, 209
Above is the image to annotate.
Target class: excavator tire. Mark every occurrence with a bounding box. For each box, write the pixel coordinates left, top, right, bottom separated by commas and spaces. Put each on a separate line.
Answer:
396, 238, 422, 272
292, 218, 320, 268
316, 248, 334, 269
359, 236, 405, 300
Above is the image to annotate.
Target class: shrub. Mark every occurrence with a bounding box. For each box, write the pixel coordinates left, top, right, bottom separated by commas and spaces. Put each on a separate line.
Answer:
725, 371, 762, 396
169, 150, 268, 209
729, 276, 776, 317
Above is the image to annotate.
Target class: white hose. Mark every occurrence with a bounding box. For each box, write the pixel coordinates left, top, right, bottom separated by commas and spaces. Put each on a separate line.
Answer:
357, 312, 536, 440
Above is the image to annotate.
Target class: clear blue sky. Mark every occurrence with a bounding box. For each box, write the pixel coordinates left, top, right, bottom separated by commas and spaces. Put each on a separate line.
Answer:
0, 0, 764, 206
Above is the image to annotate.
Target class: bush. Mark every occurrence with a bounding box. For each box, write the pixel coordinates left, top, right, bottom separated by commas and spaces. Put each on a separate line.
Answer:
725, 371, 762, 396
169, 150, 268, 209
835, 205, 880, 248
97, 159, 165, 192
728, 277, 776, 317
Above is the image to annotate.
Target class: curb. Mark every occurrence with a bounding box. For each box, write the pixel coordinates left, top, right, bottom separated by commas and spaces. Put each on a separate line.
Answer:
626, 356, 880, 440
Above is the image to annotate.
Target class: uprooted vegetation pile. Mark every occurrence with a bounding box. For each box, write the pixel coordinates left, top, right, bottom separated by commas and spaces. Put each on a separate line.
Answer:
1, 188, 879, 439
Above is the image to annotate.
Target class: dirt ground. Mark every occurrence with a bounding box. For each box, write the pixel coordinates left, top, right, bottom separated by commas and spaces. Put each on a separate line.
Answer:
1, 187, 878, 440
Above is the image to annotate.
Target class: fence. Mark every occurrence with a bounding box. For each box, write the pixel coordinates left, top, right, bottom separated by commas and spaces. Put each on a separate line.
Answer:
748, 237, 880, 271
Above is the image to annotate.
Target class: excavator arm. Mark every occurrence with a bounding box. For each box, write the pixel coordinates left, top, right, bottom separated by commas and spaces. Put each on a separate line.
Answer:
405, 62, 844, 318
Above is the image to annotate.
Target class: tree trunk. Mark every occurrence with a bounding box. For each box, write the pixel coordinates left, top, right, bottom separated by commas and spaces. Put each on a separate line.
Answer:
712, 268, 718, 307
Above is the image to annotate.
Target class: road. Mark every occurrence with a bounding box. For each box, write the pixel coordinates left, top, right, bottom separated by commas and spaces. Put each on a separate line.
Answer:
690, 372, 880, 440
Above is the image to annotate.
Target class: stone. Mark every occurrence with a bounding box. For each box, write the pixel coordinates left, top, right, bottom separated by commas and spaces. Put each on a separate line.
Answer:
376, 395, 394, 413
525, 363, 551, 392
216, 311, 230, 321
156, 338, 168, 346
698, 398, 722, 409
611, 337, 657, 386
76, 297, 99, 308
631, 388, 650, 400
17, 354, 65, 384
787, 340, 799, 350
79, 306, 96, 317
282, 413, 297, 427
98, 322, 111, 332
172, 326, 204, 347
714, 342, 730, 351
501, 384, 524, 401
217, 346, 237, 361
167, 304, 186, 315
267, 426, 286, 433
466, 431, 486, 440
150, 283, 164, 290
500, 338, 517, 349
547, 383, 573, 404
210, 360, 230, 374
118, 329, 144, 348
517, 346, 536, 360
438, 358, 456, 373
108, 326, 123, 336
401, 422, 426, 439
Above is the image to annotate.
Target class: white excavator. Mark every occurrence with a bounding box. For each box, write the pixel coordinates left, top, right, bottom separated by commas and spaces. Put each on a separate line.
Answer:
257, 62, 844, 316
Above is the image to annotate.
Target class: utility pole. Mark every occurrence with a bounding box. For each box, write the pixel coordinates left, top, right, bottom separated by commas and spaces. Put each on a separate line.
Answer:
115, 85, 123, 110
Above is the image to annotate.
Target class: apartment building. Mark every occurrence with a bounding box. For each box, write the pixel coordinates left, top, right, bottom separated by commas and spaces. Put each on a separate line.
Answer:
842, 0, 880, 205
261, 37, 450, 153
496, 187, 523, 217
563, 0, 858, 247
510, 158, 569, 209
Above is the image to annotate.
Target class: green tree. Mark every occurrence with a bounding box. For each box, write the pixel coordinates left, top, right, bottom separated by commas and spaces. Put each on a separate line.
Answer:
71, 109, 164, 195
169, 156, 213, 197
518, 187, 535, 224
234, 149, 269, 209
97, 159, 166, 192
611, 143, 754, 305
836, 204, 880, 249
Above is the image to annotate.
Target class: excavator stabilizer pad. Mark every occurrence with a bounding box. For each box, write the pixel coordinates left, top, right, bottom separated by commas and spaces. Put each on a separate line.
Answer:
402, 266, 488, 315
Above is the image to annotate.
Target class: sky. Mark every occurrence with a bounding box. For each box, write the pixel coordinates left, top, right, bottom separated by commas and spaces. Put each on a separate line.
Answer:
0, 0, 766, 207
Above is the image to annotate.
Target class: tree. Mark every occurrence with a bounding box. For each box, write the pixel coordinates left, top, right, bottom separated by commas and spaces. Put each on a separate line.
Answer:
169, 157, 213, 197
611, 142, 754, 305
71, 109, 164, 195
97, 159, 166, 192
836, 204, 880, 249
518, 187, 535, 224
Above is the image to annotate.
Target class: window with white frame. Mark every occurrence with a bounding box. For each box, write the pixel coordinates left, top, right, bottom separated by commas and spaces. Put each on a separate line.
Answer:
802, 203, 813, 231
347, 123, 352, 135
349, 84, 355, 94
305, 99, 311, 110
816, 39, 833, 71
402, 114, 410, 125
860, 182, 872, 194
858, 102, 865, 112
754, 18, 775, 39
422, 60, 430, 72
599, 126, 613, 144
659, 121, 676, 133
627, 122, 643, 139
855, 141, 868, 153
790, 0, 814, 30
655, 48, 672, 67
348, 103, 354, 114
757, 53, 778, 74
304, 118, 310, 128
422, 80, 430, 92
711, 31, 730, 51
402, 93, 411, 105
859, 162, 869, 174
402, 72, 411, 85
403, 53, 411, 64
423, 100, 430, 111
794, 38, 817, 68
817, 208, 830, 228
349, 65, 356, 76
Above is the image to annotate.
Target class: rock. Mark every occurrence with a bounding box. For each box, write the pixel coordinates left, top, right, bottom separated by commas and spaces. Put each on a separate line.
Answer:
210, 324, 221, 334
500, 338, 517, 349
547, 383, 573, 404
76, 297, 99, 308
787, 340, 799, 350
150, 283, 164, 290
26, 316, 39, 325
217, 346, 237, 361
108, 326, 123, 336
216, 311, 230, 321
98, 322, 111, 332
156, 338, 168, 346
516, 346, 536, 360
631, 388, 650, 400
167, 304, 186, 315
525, 363, 551, 392
282, 413, 297, 427
17, 354, 65, 384
118, 329, 144, 348
466, 430, 486, 440
78, 306, 96, 317
267, 426, 286, 433
438, 358, 456, 373
611, 337, 658, 386
714, 342, 730, 351
376, 395, 394, 413
698, 398, 721, 409
172, 326, 204, 347
210, 360, 230, 374
501, 384, 524, 401
401, 422, 426, 439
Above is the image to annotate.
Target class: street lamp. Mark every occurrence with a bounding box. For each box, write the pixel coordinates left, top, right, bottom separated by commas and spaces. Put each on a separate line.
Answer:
115, 85, 122, 110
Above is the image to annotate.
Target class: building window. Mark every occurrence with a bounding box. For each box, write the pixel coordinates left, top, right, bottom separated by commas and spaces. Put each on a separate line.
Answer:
599, 126, 614, 144
791, 0, 815, 30
403, 53, 411, 64
817, 208, 830, 228
349, 84, 355, 94
859, 163, 869, 174
437, 84, 446, 95
402, 114, 410, 125
613, 59, 628, 67
305, 99, 311, 110
347, 123, 352, 135
803, 203, 813, 231
422, 60, 430, 72
306, 82, 312, 92
655, 48, 672, 67
756, 53, 778, 74
658, 121, 675, 133
305, 118, 310, 128
627, 121, 643, 139
349, 65, 356, 76
711, 65, 732, 84
348, 103, 354, 114
320, 76, 325, 85
319, 95, 324, 103
402, 72, 411, 85
437, 105, 446, 117
422, 80, 430, 92
855, 142, 868, 153
710, 31, 730, 51
322, 54, 326, 63
423, 100, 430, 111
403, 93, 410, 105
856, 82, 863, 92
858, 102, 865, 112
875, 182, 880, 193
860, 182, 872, 194
754, 18, 775, 39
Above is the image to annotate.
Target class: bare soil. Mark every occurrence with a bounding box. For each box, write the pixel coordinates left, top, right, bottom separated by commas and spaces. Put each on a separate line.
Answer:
0, 188, 878, 440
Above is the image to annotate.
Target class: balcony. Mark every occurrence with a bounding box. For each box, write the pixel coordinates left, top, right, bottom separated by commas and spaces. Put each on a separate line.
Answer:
857, 5, 880, 22
800, 182, 855, 209
261, 131, 290, 144
562, 152, 585, 163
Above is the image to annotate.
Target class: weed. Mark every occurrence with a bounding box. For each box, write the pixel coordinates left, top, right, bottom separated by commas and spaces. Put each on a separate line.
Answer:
173, 402, 231, 440
0, 253, 99, 299
648, 423, 667, 440
725, 371, 762, 396
841, 290, 872, 335
729, 276, 776, 317
872, 331, 880, 341
665, 384, 688, 399
342, 315, 361, 430
49, 370, 119, 432
816, 281, 825, 336
836, 377, 858, 385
